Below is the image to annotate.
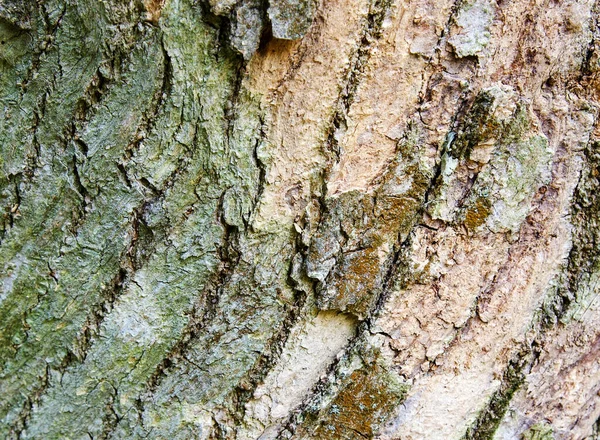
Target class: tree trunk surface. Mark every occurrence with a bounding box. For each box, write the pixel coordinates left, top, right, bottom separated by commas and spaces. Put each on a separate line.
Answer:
1, 0, 600, 438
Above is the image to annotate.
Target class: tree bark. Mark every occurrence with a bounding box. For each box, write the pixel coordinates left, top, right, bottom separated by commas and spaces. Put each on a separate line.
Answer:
1, 0, 600, 438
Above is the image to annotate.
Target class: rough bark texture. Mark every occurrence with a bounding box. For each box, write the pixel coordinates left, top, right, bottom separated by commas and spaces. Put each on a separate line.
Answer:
1, 0, 600, 439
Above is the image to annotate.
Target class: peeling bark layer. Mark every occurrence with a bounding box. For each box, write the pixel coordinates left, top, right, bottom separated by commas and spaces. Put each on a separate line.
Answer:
1, 0, 600, 439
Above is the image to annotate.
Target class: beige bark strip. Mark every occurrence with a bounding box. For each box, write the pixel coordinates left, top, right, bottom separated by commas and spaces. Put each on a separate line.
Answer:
373, 0, 597, 437
495, 314, 600, 439
379, 101, 592, 438
327, 0, 455, 195
239, 311, 356, 439
251, 0, 372, 230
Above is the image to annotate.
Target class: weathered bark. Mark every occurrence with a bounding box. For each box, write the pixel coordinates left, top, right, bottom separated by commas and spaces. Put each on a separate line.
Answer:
1, 0, 599, 438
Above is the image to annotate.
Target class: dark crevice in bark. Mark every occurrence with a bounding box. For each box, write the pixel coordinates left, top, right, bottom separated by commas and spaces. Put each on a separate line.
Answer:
116, 162, 133, 189
368, 90, 482, 327
229, 288, 310, 432
71, 154, 91, 213
351, 427, 370, 439
423, 0, 468, 66
275, 322, 364, 439
420, 84, 494, 210
591, 416, 600, 439
463, 92, 600, 438
29, 94, 44, 172
195, 0, 258, 62
74, 64, 112, 122
228, 230, 313, 435
340, 0, 391, 112
224, 57, 246, 151
4, 20, 169, 435
280, 1, 486, 434
463, 350, 531, 440
367, 229, 416, 324
423, 131, 455, 206
7, 363, 49, 440
140, 211, 241, 401
322, 0, 391, 165
9, 204, 151, 438
99, 384, 122, 440
305, 0, 394, 303
156, 32, 173, 123
11, 176, 21, 228
541, 145, 600, 328
4, 47, 122, 437
121, 29, 171, 170
76, 205, 156, 359
74, 133, 89, 157
18, 3, 66, 99
126, 67, 251, 419
249, 116, 268, 225
0, 173, 23, 245
578, 0, 600, 79
96, 70, 253, 437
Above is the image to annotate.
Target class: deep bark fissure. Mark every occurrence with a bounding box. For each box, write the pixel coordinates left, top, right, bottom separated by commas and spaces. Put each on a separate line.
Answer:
18, 3, 66, 101
138, 221, 240, 401
1, 173, 22, 243
6, 73, 117, 440
249, 117, 268, 227
462, 42, 600, 436
121, 30, 172, 168
307, 0, 394, 301
228, 287, 310, 432
463, 349, 531, 440
8, 363, 49, 440
321, 0, 393, 166
2, 11, 173, 436
581, 0, 600, 79
275, 1, 498, 433
118, 57, 251, 430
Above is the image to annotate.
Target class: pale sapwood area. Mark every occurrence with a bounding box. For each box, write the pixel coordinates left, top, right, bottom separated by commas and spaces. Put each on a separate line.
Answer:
1, 0, 600, 438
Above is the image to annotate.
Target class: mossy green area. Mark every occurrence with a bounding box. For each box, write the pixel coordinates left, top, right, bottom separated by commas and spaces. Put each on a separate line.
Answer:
429, 86, 553, 234
562, 140, 600, 324
306, 123, 432, 319
0, 0, 330, 436
521, 424, 555, 440
2, 0, 590, 438
0, 0, 276, 437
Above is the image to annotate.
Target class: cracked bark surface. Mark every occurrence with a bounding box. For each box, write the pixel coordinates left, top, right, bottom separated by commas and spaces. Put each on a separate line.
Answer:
1, 0, 600, 439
